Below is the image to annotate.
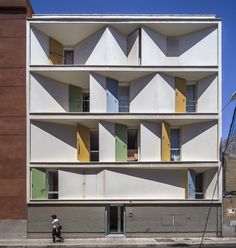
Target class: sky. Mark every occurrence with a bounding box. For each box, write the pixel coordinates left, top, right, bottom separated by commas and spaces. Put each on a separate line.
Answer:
30, 0, 236, 139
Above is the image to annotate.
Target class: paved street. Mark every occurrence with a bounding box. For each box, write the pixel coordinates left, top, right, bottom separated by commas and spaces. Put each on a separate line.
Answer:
0, 237, 236, 248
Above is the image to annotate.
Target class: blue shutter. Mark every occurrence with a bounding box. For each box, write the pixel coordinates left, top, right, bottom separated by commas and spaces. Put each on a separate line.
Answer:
188, 169, 196, 199
107, 78, 118, 112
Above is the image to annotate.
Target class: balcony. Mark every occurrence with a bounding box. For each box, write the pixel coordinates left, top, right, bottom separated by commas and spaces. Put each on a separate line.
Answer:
30, 21, 218, 67
30, 167, 218, 201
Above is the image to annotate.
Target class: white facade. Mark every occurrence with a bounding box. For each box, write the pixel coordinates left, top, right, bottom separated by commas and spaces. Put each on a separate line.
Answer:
27, 15, 221, 216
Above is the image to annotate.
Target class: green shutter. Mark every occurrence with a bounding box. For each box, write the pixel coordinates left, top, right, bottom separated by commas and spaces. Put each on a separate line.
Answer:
32, 168, 46, 199
69, 85, 82, 112
115, 124, 127, 161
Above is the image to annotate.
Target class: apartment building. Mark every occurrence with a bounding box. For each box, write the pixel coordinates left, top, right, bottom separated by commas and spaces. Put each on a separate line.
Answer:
27, 15, 222, 237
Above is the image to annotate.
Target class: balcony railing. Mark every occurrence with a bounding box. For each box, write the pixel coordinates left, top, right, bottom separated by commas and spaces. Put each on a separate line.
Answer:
90, 150, 99, 162
195, 192, 204, 199
48, 191, 58, 199
119, 104, 129, 113
170, 148, 180, 161
186, 100, 197, 113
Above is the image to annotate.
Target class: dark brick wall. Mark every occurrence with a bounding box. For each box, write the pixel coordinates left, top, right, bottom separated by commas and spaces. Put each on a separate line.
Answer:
0, 0, 32, 219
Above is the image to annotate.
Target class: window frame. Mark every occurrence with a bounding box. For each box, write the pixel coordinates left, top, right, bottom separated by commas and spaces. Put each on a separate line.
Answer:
46, 170, 59, 200
63, 48, 74, 65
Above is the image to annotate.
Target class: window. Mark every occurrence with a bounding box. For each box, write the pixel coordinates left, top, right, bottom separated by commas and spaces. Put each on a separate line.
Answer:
82, 92, 90, 112
170, 128, 180, 161
47, 171, 58, 199
195, 173, 204, 199
90, 130, 99, 161
64, 50, 74, 64
127, 129, 138, 161
119, 85, 129, 112
186, 84, 197, 112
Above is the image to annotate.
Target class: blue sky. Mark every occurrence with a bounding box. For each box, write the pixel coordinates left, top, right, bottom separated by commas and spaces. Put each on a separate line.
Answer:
30, 0, 236, 139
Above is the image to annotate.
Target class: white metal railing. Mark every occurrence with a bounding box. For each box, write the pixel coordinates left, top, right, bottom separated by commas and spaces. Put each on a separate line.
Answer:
186, 100, 197, 112
119, 104, 129, 113
195, 192, 204, 199
170, 148, 180, 161
90, 150, 99, 161
48, 191, 58, 199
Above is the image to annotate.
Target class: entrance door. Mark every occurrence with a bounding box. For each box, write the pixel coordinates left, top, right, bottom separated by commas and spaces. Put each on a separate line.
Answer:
107, 206, 124, 234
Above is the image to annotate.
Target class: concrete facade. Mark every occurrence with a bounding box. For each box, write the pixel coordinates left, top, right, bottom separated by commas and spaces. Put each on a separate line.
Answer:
27, 15, 222, 237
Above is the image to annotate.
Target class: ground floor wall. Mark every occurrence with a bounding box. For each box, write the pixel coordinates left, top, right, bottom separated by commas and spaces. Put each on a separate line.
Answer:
223, 196, 236, 237
27, 203, 221, 238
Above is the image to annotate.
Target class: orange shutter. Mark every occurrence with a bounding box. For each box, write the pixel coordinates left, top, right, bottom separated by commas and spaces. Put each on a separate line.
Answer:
49, 37, 63, 64
162, 121, 170, 161
175, 77, 186, 112
77, 124, 90, 162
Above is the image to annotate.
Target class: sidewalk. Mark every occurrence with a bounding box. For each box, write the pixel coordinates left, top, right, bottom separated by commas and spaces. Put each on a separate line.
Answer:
0, 237, 236, 247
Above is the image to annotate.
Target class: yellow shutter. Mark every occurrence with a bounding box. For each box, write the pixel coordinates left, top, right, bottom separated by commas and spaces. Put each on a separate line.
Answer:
49, 37, 63, 64
162, 121, 170, 161
175, 77, 186, 112
77, 124, 90, 162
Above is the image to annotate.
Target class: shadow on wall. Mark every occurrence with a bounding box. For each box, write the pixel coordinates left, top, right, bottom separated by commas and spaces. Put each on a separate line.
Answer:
75, 26, 138, 64
159, 73, 175, 90
109, 26, 127, 56
127, 28, 139, 58
141, 120, 161, 138
144, 26, 217, 56
59, 168, 103, 175
143, 27, 167, 55
130, 73, 157, 102
90, 72, 107, 90
181, 121, 216, 145
197, 73, 217, 99
178, 27, 217, 56
74, 27, 105, 64
31, 120, 76, 149
31, 73, 69, 112
204, 168, 218, 198
31, 27, 49, 60
100, 121, 115, 137
108, 168, 185, 189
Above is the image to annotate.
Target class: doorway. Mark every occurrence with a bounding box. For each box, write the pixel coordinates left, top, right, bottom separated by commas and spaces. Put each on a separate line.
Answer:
107, 205, 125, 235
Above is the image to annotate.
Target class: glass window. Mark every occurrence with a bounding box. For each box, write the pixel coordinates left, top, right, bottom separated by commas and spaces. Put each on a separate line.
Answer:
64, 50, 74, 64
82, 92, 90, 112
186, 85, 197, 112
47, 171, 58, 199
127, 129, 138, 161
170, 128, 180, 161
119, 86, 129, 112
195, 173, 204, 199
90, 130, 99, 161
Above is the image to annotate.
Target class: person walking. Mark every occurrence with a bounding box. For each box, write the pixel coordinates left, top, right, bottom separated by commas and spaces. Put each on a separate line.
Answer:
51, 214, 64, 243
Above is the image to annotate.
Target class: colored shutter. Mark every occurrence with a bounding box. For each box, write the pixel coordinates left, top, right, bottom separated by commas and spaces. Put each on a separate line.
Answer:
77, 124, 90, 162
175, 77, 186, 112
107, 78, 119, 112
32, 168, 46, 199
115, 124, 127, 161
69, 85, 82, 112
162, 121, 170, 161
49, 37, 63, 64
188, 169, 196, 199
